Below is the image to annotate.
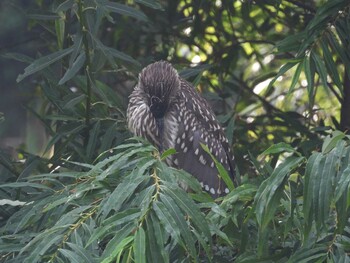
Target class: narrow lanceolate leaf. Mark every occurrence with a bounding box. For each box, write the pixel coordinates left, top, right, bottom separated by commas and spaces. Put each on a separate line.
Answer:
303, 152, 320, 235
98, 174, 148, 218
328, 31, 350, 79
145, 212, 169, 263
268, 62, 299, 89
17, 46, 74, 82
160, 148, 176, 160
312, 52, 329, 91
159, 194, 197, 260
101, 236, 134, 263
58, 52, 86, 85
87, 209, 141, 246
59, 248, 87, 263
287, 245, 327, 263
0, 182, 54, 191
321, 38, 342, 90
66, 242, 96, 263
135, 0, 164, 10
162, 185, 212, 247
153, 201, 182, 245
259, 142, 297, 157
201, 143, 235, 191
100, 223, 135, 262
288, 61, 303, 96
322, 130, 346, 154
93, 36, 140, 66
27, 13, 60, 20
335, 167, 350, 203
134, 227, 146, 263
86, 121, 101, 161
102, 1, 148, 21
316, 147, 337, 231
55, 0, 74, 12
255, 156, 304, 228
106, 46, 140, 66
23, 234, 64, 263
303, 144, 339, 236
55, 13, 65, 49
303, 55, 315, 102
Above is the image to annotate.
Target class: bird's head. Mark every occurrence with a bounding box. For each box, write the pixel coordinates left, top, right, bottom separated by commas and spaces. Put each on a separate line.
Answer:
138, 61, 180, 119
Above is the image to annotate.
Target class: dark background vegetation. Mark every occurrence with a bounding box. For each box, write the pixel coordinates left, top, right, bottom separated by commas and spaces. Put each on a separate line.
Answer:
0, 0, 350, 262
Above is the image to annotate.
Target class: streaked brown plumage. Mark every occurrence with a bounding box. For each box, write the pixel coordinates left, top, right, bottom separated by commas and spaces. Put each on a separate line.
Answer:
127, 61, 235, 197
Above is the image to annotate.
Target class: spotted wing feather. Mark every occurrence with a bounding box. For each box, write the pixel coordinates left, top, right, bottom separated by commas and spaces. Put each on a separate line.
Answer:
170, 80, 235, 197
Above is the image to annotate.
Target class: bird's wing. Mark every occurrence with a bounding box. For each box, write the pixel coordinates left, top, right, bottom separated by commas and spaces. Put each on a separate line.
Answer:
170, 80, 235, 196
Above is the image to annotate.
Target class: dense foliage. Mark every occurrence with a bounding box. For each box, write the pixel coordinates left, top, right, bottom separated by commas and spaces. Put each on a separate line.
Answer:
1, 0, 350, 262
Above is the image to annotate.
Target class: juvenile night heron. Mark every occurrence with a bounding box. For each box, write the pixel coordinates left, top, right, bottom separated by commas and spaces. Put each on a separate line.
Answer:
127, 61, 235, 197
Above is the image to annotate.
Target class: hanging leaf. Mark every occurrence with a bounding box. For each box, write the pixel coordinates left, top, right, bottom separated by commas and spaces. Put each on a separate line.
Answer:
133, 227, 146, 263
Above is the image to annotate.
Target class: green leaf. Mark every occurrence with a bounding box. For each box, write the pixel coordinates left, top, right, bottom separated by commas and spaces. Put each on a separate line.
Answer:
27, 13, 60, 20
321, 38, 342, 90
328, 31, 350, 80
101, 236, 134, 263
153, 201, 182, 246
0, 182, 54, 191
179, 64, 211, 79
17, 46, 74, 82
163, 185, 211, 243
99, 222, 136, 261
259, 142, 297, 157
303, 55, 315, 102
98, 174, 149, 218
255, 156, 304, 228
335, 167, 350, 203
87, 209, 140, 246
92, 36, 140, 66
86, 121, 101, 161
55, 12, 65, 49
2, 52, 33, 63
55, 0, 74, 12
134, 227, 146, 263
287, 62, 303, 96
102, 1, 148, 21
135, 0, 164, 10
23, 234, 64, 263
312, 52, 329, 91
62, 94, 86, 110
268, 62, 299, 89
106, 46, 141, 66
201, 143, 235, 191
58, 52, 86, 85
159, 194, 197, 260
287, 245, 327, 263
160, 148, 176, 160
59, 247, 89, 263
145, 212, 169, 263
322, 130, 346, 154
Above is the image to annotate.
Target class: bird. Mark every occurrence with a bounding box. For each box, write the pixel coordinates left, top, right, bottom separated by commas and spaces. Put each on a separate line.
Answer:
127, 61, 235, 197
